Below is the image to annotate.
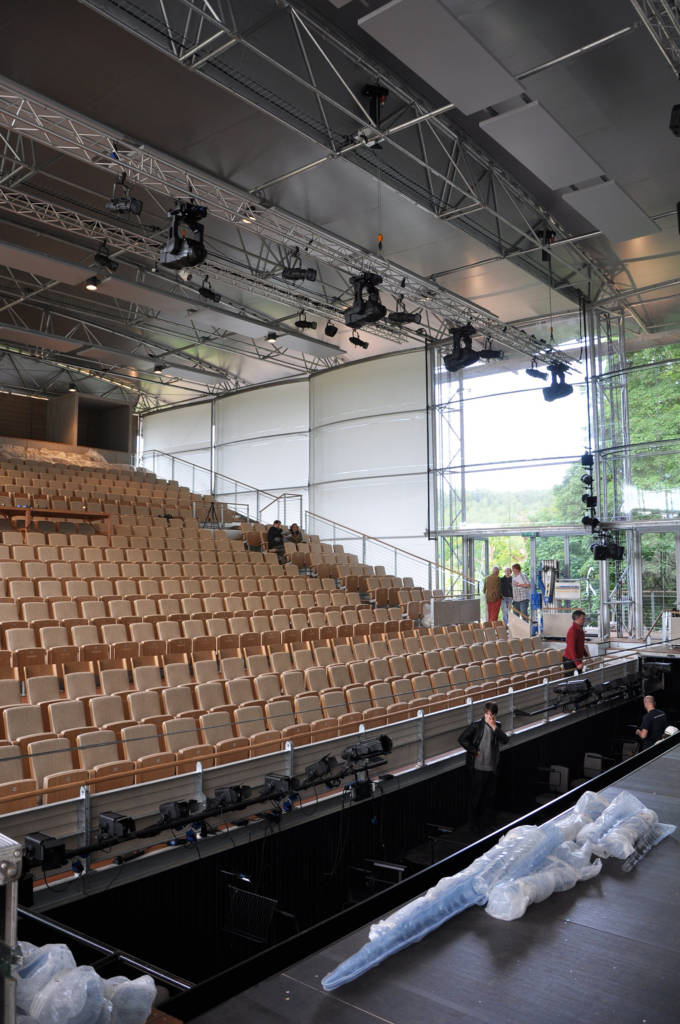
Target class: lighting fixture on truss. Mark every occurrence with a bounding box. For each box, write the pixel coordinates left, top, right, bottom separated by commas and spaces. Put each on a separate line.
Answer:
542, 362, 573, 402
344, 272, 386, 328
160, 199, 207, 270
198, 276, 221, 303
443, 323, 479, 372
106, 172, 143, 216
295, 310, 317, 330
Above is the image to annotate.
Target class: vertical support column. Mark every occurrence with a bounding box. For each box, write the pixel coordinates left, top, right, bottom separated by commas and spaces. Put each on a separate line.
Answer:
628, 527, 644, 637
210, 399, 216, 497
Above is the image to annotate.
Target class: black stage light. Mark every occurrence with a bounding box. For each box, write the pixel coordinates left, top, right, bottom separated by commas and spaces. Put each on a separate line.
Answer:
554, 678, 592, 697
344, 272, 386, 328
349, 334, 368, 349
591, 540, 609, 561
387, 309, 422, 326
159, 799, 200, 822
444, 323, 479, 372
99, 811, 135, 839
85, 275, 100, 291
106, 173, 143, 216
94, 248, 119, 273
304, 755, 340, 784
295, 310, 317, 330
581, 515, 600, 529
542, 362, 573, 402
24, 833, 67, 870
581, 452, 594, 467
580, 473, 593, 486
342, 734, 392, 761
159, 198, 207, 270
153, 362, 166, 374
215, 785, 252, 806
199, 277, 221, 303
526, 366, 548, 381
266, 331, 278, 343
324, 321, 338, 337
478, 341, 504, 359
282, 267, 317, 282
581, 494, 598, 508
606, 540, 625, 561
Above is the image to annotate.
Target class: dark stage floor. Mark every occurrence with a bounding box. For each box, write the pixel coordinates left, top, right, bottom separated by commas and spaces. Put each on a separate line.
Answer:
192, 746, 680, 1024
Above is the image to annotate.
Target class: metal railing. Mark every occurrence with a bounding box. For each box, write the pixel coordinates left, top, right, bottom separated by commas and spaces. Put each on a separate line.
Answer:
137, 450, 302, 525
305, 510, 478, 594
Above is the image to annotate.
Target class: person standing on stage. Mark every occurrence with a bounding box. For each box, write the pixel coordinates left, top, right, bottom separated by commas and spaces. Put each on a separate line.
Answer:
459, 702, 509, 832
562, 608, 586, 673
635, 695, 668, 750
483, 566, 502, 622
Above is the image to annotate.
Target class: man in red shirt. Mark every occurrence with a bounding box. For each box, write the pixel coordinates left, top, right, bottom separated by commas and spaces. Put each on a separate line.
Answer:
562, 609, 586, 672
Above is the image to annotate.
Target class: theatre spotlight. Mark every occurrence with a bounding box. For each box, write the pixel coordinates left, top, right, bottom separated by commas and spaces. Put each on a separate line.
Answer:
324, 321, 338, 337
580, 473, 593, 486
542, 362, 573, 402
282, 266, 317, 282
526, 360, 548, 381
443, 322, 479, 372
198, 276, 221, 303
581, 494, 598, 508
344, 272, 386, 328
94, 245, 119, 274
581, 515, 600, 530
478, 339, 504, 360
581, 452, 594, 467
387, 296, 422, 326
342, 734, 393, 761
153, 362, 166, 374
266, 331, 278, 344
295, 310, 317, 330
84, 276, 100, 291
350, 333, 369, 349
159, 198, 207, 270
106, 173, 143, 216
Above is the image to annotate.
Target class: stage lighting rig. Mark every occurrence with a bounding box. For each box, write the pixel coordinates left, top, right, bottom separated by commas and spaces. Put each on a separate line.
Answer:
591, 534, 625, 561
526, 359, 548, 381
84, 276, 100, 291
94, 244, 119, 274
581, 452, 594, 467
542, 362, 573, 402
342, 735, 393, 762
106, 173, 143, 216
324, 321, 338, 337
581, 494, 598, 509
443, 323, 479, 372
295, 310, 317, 330
581, 515, 600, 530
387, 295, 422, 327
350, 333, 368, 349
478, 338, 504, 360
198, 276, 221, 303
581, 473, 593, 486
344, 272, 386, 328
159, 198, 207, 270
282, 266, 317, 282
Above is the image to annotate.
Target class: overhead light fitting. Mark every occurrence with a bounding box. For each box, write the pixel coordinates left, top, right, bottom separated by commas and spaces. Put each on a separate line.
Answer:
106, 172, 143, 216
241, 205, 257, 224
68, 382, 77, 393
324, 321, 338, 338
350, 334, 369, 350
443, 323, 479, 372
526, 359, 548, 381
542, 362, 573, 402
282, 266, 317, 282
159, 198, 207, 270
94, 245, 119, 273
198, 276, 221, 303
344, 272, 386, 328
84, 276, 100, 291
153, 362, 166, 374
387, 295, 421, 326
580, 473, 593, 486
266, 332, 278, 344
295, 310, 317, 330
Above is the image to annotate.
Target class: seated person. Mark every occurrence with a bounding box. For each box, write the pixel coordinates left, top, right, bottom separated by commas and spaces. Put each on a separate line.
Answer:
267, 520, 285, 551
286, 522, 304, 544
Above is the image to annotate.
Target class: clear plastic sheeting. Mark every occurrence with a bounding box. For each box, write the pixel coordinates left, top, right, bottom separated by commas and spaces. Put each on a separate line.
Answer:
13, 942, 157, 1024
321, 790, 675, 991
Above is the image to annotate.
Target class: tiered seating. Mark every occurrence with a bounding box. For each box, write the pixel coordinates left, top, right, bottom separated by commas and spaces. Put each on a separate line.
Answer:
0, 453, 572, 811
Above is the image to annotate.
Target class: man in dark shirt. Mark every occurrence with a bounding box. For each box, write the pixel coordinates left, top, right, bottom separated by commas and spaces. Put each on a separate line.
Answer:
500, 567, 513, 625
459, 702, 509, 831
267, 519, 286, 564
635, 695, 668, 750
562, 608, 586, 672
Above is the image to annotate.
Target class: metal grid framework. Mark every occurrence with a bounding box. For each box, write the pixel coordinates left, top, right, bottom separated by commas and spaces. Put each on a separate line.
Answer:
629, 0, 680, 75
77, 0, 630, 312
0, 75, 577, 366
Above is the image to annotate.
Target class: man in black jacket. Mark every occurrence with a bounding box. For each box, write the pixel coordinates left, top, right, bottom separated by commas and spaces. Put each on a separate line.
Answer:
458, 703, 509, 832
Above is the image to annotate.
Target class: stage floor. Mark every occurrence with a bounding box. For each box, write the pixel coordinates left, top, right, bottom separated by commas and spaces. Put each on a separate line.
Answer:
193, 747, 680, 1024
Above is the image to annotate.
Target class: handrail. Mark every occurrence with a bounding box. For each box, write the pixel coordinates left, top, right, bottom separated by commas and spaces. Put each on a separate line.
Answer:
305, 509, 479, 590
139, 449, 282, 501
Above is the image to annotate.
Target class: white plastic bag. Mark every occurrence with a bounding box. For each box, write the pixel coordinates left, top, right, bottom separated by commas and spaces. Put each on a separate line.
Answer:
104, 974, 157, 1024
14, 943, 76, 1014
30, 965, 112, 1024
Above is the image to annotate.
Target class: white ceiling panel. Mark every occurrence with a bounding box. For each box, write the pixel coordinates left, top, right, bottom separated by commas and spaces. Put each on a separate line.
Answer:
562, 181, 661, 243
479, 101, 603, 189
358, 0, 521, 115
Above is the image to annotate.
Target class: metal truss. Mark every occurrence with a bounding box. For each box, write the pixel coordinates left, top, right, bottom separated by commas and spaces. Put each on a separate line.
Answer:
629, 0, 680, 75
0, 73, 577, 364
77, 0, 625, 310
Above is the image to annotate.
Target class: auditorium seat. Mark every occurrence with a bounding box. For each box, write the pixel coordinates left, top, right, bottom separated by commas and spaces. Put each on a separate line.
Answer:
75, 730, 135, 792
48, 699, 96, 745
161, 719, 214, 772
0, 744, 38, 811
121, 724, 176, 783
27, 737, 88, 802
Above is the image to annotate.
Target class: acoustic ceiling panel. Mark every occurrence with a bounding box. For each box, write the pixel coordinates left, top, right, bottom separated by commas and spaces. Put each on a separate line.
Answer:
562, 181, 660, 242
479, 101, 603, 189
358, 0, 520, 115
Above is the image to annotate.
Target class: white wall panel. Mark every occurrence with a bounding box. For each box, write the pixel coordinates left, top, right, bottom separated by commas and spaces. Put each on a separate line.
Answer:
311, 474, 428, 537
215, 433, 308, 491
311, 351, 423, 426
142, 402, 211, 455
312, 411, 426, 481
215, 381, 308, 441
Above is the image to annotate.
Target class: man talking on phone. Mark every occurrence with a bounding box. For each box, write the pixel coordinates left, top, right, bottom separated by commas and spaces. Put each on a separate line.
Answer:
459, 703, 509, 833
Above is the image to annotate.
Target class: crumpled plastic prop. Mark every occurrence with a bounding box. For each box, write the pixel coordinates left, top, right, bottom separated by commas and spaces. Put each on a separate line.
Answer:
321, 789, 675, 991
